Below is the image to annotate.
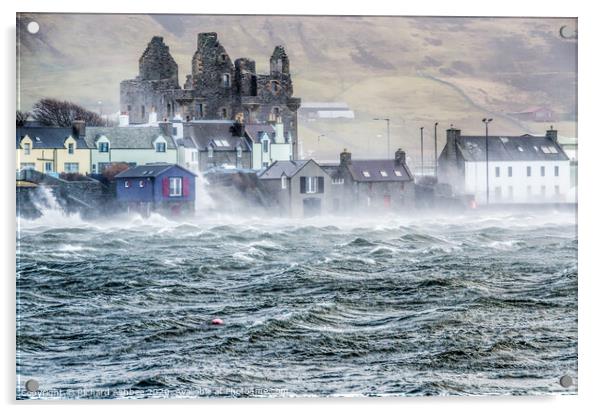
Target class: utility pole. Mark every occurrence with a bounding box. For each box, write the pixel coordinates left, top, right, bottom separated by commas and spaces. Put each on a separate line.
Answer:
434, 122, 439, 179
420, 126, 424, 176
482, 118, 493, 204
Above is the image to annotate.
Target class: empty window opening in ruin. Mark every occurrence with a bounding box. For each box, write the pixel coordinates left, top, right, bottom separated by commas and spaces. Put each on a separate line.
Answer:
220, 54, 228, 63
141, 105, 146, 119
222, 73, 231, 88
197, 104, 204, 118
220, 108, 228, 119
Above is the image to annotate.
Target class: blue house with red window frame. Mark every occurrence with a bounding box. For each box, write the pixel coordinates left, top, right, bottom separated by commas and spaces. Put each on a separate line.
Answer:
115, 163, 196, 216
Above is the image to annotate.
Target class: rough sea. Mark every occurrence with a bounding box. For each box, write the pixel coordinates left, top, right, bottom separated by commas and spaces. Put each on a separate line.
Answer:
16, 201, 578, 399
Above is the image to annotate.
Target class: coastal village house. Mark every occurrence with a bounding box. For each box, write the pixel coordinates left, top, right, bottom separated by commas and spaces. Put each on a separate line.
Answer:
16, 121, 92, 175
84, 121, 177, 173
438, 126, 571, 204
258, 160, 332, 218
247, 118, 293, 170
321, 148, 415, 213
115, 164, 196, 216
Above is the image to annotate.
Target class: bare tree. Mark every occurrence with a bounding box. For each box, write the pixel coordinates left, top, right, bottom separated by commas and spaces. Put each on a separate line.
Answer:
16, 110, 30, 127
31, 98, 106, 127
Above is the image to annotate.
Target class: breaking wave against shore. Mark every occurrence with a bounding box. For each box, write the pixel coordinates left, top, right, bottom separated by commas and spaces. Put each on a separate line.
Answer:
16, 204, 577, 398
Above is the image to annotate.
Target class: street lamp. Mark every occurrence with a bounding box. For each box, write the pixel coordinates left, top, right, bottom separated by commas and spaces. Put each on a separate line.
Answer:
482, 118, 493, 204
373, 118, 391, 158
434, 122, 439, 179
420, 126, 424, 176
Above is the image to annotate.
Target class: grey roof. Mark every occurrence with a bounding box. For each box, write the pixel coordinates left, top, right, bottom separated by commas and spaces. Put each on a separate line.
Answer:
258, 160, 311, 179
455, 135, 569, 162
345, 160, 413, 182
84, 126, 177, 150
176, 137, 197, 149
245, 124, 276, 143
185, 122, 251, 152
115, 163, 196, 178
16, 127, 90, 149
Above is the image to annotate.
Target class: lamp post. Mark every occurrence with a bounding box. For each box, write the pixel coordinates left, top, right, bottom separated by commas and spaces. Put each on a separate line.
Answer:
482, 118, 493, 204
434, 122, 439, 178
374, 118, 391, 158
420, 126, 424, 176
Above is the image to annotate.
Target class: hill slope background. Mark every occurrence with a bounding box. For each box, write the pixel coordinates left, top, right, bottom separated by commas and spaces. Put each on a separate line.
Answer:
16, 14, 577, 161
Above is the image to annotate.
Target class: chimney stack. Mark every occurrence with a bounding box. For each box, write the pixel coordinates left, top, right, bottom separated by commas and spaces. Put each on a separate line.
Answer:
546, 125, 558, 143
72, 120, 86, 138
340, 148, 352, 166
395, 148, 406, 165
446, 127, 461, 161
159, 120, 173, 137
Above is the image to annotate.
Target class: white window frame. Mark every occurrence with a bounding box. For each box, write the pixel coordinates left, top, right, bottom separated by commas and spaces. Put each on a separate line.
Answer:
169, 177, 183, 197
23, 143, 31, 155
306, 176, 318, 194
68, 143, 75, 155
281, 176, 287, 189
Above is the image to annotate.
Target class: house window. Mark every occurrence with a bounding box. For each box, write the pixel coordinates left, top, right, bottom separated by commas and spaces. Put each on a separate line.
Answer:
507, 166, 512, 177
99, 142, 109, 152
527, 166, 531, 177
222, 74, 231, 88
156, 142, 166, 152
169, 177, 182, 197
362, 171, 370, 178
281, 176, 287, 189
540, 166, 545, 177
139, 180, 145, 188
495, 166, 500, 177
208, 146, 214, 158
124, 180, 130, 188
20, 163, 35, 170
64, 162, 79, 173
555, 166, 559, 177
394, 170, 402, 177
262, 139, 269, 153
68, 143, 74, 154
380, 170, 388, 177
262, 162, 269, 168
306, 176, 318, 194
23, 143, 31, 155
332, 178, 344, 185
192, 151, 198, 162
44, 162, 53, 173
237, 145, 242, 158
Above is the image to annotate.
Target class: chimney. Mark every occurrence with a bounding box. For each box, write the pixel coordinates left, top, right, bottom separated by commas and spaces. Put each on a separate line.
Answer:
394, 148, 406, 165
72, 120, 86, 138
446, 126, 461, 161
274, 118, 285, 143
159, 120, 172, 137
119, 112, 130, 127
546, 125, 558, 143
340, 148, 352, 166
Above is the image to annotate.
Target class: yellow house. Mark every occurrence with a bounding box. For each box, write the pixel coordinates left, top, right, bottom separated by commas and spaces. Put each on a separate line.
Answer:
16, 125, 92, 175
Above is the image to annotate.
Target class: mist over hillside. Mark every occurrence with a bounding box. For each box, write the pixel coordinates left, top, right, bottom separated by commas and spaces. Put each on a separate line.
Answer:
17, 14, 577, 160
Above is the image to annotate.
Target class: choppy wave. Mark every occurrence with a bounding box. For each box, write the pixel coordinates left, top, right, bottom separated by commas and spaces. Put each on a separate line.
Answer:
16, 209, 577, 399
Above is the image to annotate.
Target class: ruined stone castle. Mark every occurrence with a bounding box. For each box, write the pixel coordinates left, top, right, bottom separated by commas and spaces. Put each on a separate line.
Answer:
120, 33, 301, 157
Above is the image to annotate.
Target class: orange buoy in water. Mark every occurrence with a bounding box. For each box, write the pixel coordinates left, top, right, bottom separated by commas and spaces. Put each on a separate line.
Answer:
211, 318, 224, 325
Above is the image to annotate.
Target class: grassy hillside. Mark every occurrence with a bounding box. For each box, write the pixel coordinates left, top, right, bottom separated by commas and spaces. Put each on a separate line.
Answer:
16, 14, 577, 160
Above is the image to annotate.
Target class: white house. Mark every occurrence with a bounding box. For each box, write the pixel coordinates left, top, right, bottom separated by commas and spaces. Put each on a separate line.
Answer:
438, 127, 572, 204
246, 119, 293, 170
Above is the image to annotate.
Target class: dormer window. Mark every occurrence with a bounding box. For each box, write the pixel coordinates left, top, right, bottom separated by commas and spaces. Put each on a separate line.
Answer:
222, 73, 231, 88
99, 142, 109, 153
237, 145, 242, 158
68, 143, 74, 154
394, 170, 402, 177
156, 142, 166, 152
281, 175, 287, 189
362, 171, 370, 178
262, 138, 269, 153
380, 170, 388, 177
208, 146, 214, 158
23, 142, 31, 155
